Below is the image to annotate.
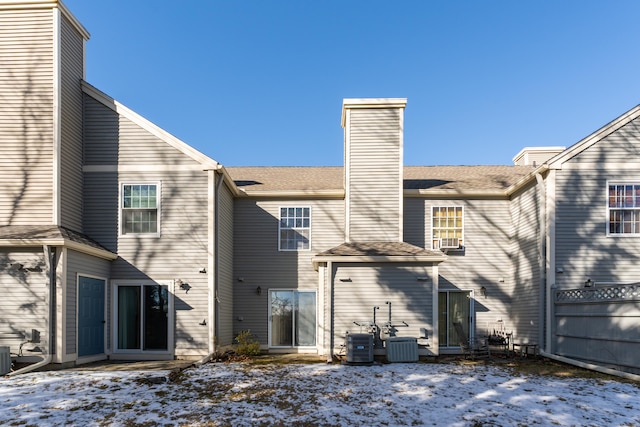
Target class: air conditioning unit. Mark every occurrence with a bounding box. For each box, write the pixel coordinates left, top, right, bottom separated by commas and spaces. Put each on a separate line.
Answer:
439, 238, 460, 249
346, 333, 374, 364
0, 346, 10, 375
386, 337, 419, 363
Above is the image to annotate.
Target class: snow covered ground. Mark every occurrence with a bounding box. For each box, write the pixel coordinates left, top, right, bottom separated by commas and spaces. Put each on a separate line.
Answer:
0, 360, 638, 426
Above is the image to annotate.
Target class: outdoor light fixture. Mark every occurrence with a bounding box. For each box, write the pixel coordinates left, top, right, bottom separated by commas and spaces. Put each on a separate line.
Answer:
480, 286, 487, 298
199, 268, 207, 274
175, 279, 191, 293
256, 286, 262, 296
584, 278, 594, 288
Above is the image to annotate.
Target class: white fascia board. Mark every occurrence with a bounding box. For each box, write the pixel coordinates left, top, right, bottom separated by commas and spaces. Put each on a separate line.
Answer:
0, 1, 90, 39
0, 239, 116, 260
403, 189, 509, 199
341, 98, 407, 127
548, 104, 640, 169
512, 146, 566, 165
81, 81, 219, 169
312, 254, 447, 270
236, 189, 345, 199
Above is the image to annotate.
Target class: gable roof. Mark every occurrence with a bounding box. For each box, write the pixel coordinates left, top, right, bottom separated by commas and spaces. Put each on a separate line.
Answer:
81, 81, 220, 170
548, 104, 640, 168
0, 225, 116, 260
226, 165, 534, 197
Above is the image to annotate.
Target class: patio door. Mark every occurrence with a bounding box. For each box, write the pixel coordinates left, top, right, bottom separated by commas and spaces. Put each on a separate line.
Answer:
438, 290, 472, 348
114, 281, 173, 354
269, 290, 316, 347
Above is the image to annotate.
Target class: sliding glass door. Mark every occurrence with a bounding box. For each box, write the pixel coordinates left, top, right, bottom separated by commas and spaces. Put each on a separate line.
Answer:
438, 290, 472, 348
270, 290, 316, 347
115, 282, 172, 353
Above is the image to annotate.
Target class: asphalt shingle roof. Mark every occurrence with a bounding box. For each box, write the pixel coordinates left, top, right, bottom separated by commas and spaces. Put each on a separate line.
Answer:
226, 165, 534, 193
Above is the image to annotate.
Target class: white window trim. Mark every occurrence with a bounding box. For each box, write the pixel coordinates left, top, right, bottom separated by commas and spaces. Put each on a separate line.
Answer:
606, 181, 640, 237
278, 206, 312, 251
430, 205, 464, 250
111, 280, 174, 356
119, 181, 161, 238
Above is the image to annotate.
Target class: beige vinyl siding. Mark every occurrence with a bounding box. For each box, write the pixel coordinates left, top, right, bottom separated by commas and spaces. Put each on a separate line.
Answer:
83, 94, 212, 357
83, 95, 119, 165
233, 198, 344, 345
217, 180, 234, 346
509, 181, 542, 343
58, 13, 85, 231
405, 198, 515, 336
0, 9, 54, 226
347, 108, 402, 242
332, 263, 434, 352
64, 250, 111, 356
109, 170, 210, 356
0, 248, 49, 355
82, 172, 119, 252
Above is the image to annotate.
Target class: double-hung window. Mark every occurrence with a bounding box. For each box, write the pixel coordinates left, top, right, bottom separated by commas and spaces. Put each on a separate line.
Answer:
279, 207, 310, 250
121, 183, 160, 236
432, 206, 463, 250
608, 183, 640, 235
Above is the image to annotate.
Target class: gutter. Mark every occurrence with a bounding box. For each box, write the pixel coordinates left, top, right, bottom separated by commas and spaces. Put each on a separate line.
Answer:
540, 350, 640, 382
7, 245, 57, 376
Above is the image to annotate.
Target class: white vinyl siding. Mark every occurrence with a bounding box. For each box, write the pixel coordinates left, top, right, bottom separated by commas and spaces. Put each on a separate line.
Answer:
279, 207, 311, 251
120, 183, 160, 236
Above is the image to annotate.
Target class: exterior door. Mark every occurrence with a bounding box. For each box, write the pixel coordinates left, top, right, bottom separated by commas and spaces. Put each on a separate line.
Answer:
78, 276, 105, 357
269, 290, 316, 347
114, 282, 172, 353
438, 290, 472, 348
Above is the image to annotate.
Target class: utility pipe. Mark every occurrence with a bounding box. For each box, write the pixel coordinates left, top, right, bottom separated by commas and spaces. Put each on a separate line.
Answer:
535, 172, 547, 352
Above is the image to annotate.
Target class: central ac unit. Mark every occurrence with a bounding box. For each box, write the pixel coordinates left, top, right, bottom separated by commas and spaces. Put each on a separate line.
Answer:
0, 346, 10, 375
439, 238, 460, 249
346, 333, 374, 364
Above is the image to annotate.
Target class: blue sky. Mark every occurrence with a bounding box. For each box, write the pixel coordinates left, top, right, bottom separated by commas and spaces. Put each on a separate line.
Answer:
64, 0, 640, 166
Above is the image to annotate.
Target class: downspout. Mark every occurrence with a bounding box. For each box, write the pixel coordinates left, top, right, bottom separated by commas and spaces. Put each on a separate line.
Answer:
535, 172, 546, 352
214, 171, 224, 353
326, 261, 333, 363
8, 245, 56, 376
